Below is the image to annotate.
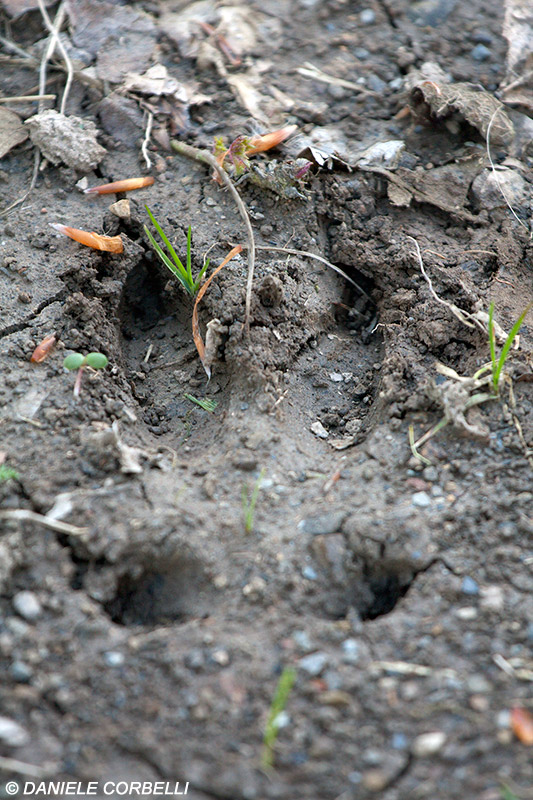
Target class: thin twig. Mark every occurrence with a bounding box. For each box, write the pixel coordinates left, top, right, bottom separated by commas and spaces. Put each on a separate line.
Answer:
0, 756, 55, 779
407, 236, 486, 334
0, 509, 88, 535
0, 146, 40, 217
239, 244, 374, 303
486, 106, 531, 236
0, 94, 56, 103
37, 0, 73, 115
171, 139, 256, 333
297, 62, 378, 96
0, 35, 34, 60
141, 110, 154, 169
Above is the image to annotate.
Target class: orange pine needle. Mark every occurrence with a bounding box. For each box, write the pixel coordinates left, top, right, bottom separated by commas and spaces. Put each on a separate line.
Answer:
30, 333, 57, 363
246, 125, 297, 156
84, 177, 154, 195
511, 707, 533, 745
50, 223, 124, 253
192, 245, 242, 378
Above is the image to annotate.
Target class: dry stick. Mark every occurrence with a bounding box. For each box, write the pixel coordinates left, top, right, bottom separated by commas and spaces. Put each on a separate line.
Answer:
0, 509, 88, 535
37, 0, 73, 115
141, 110, 154, 169
171, 139, 256, 333
0, 94, 56, 103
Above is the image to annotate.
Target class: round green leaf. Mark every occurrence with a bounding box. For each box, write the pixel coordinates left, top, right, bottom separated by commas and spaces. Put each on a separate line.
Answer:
63, 353, 85, 370
85, 352, 108, 370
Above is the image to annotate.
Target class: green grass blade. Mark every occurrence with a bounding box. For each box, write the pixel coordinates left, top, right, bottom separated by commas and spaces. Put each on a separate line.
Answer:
145, 206, 185, 271
186, 225, 193, 283
194, 257, 210, 291
262, 666, 296, 769
144, 225, 193, 294
488, 301, 497, 393
494, 302, 532, 392
184, 393, 217, 412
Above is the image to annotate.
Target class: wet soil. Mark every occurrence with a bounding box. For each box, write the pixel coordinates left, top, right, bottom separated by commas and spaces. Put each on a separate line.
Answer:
1, 1, 533, 798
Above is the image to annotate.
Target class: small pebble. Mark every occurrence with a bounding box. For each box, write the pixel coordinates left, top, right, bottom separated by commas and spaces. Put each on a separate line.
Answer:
0, 716, 30, 747
12, 591, 42, 621
471, 30, 492, 45
293, 630, 313, 652
184, 648, 205, 671
367, 74, 387, 93
299, 652, 328, 676
310, 420, 329, 439
360, 8, 376, 24
456, 606, 478, 620
471, 44, 491, 61
480, 585, 504, 612
242, 576, 267, 601
341, 638, 360, 664
412, 731, 446, 757
299, 511, 345, 536
392, 732, 408, 750
422, 466, 438, 482
461, 576, 479, 596
10, 661, 33, 683
412, 491, 431, 508
273, 710, 290, 729
103, 651, 124, 667
353, 48, 370, 60
302, 566, 318, 580
211, 649, 230, 666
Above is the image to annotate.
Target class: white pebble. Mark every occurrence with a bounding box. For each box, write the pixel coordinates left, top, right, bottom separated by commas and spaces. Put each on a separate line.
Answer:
12, 591, 42, 621
412, 731, 446, 757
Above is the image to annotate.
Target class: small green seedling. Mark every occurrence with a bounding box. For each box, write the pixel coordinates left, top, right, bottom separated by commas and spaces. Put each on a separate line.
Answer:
0, 465, 19, 482
261, 666, 296, 770
184, 393, 217, 412
144, 206, 210, 296
63, 352, 108, 399
242, 468, 265, 533
489, 301, 532, 395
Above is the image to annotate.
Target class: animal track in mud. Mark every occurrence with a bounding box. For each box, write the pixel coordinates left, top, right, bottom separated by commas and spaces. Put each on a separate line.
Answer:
118, 250, 383, 446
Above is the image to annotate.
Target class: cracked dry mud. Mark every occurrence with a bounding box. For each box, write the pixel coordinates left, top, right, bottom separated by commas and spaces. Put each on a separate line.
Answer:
1, 0, 533, 798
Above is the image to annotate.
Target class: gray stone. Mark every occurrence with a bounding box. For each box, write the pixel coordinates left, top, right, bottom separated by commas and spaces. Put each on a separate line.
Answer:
341, 638, 361, 664
13, 590, 42, 621
461, 576, 479, 596
299, 652, 329, 676
471, 44, 491, 61
412, 491, 431, 508
103, 651, 125, 667
0, 716, 29, 747
360, 9, 376, 24
300, 511, 345, 536
10, 660, 33, 683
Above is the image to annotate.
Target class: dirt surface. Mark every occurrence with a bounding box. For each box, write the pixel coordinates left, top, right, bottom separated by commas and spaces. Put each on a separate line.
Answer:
1, 1, 533, 798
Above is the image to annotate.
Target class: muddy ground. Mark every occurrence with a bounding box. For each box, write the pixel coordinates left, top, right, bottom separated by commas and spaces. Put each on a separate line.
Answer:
1, 0, 533, 798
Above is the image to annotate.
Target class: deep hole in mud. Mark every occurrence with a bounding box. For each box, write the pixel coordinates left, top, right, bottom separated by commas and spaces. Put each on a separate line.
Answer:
358, 569, 413, 620
103, 555, 215, 627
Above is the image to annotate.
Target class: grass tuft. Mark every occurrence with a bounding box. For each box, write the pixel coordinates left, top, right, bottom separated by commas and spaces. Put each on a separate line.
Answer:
184, 393, 217, 412
144, 206, 209, 296
262, 666, 297, 769
488, 301, 532, 394
242, 468, 265, 533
